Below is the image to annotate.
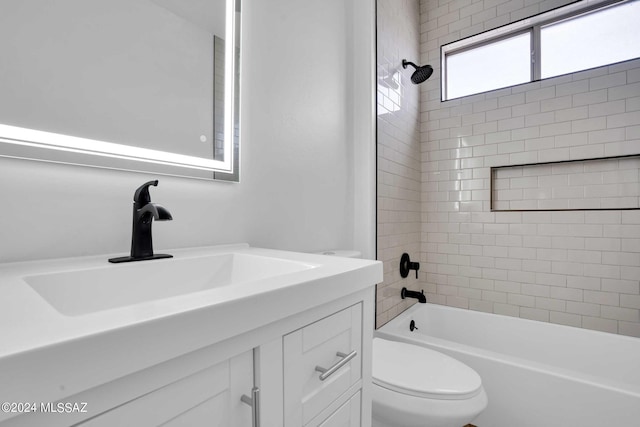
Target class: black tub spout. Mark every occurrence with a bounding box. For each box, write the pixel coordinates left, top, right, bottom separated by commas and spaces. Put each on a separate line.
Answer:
401, 287, 426, 303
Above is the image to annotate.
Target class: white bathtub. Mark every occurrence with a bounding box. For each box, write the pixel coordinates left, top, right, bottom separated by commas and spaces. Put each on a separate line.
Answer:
375, 303, 640, 427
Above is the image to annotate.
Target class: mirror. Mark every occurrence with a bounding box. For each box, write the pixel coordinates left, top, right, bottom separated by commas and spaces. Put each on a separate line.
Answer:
0, 0, 240, 181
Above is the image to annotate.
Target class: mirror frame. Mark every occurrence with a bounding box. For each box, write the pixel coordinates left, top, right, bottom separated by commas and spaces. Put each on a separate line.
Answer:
0, 0, 240, 181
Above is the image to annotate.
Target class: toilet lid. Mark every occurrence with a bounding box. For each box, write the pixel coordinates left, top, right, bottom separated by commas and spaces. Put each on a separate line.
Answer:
372, 338, 482, 400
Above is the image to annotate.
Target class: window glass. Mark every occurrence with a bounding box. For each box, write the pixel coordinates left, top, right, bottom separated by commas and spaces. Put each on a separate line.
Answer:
541, 1, 640, 78
445, 32, 531, 100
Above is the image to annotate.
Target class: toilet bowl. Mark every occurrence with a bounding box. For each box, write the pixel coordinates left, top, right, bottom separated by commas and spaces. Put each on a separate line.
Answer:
372, 338, 487, 427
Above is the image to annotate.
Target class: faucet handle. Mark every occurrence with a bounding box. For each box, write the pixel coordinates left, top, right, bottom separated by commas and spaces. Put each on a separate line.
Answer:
399, 253, 420, 279
133, 180, 159, 206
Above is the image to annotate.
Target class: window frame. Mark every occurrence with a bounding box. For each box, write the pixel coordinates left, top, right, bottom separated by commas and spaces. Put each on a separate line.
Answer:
441, 0, 636, 101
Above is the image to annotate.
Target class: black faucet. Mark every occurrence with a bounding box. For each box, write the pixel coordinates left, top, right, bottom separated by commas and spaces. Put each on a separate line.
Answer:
401, 287, 426, 303
109, 180, 173, 263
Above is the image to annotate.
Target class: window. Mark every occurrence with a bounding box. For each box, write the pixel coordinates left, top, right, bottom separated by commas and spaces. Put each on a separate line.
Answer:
446, 32, 531, 100
541, 1, 640, 78
441, 0, 640, 101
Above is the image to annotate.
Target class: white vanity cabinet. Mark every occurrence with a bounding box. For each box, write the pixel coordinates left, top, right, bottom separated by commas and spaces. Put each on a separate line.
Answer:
0, 245, 381, 427
1, 287, 374, 427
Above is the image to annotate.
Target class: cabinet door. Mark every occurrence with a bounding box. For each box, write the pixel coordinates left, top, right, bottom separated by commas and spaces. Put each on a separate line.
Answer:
77, 350, 253, 427
283, 303, 362, 426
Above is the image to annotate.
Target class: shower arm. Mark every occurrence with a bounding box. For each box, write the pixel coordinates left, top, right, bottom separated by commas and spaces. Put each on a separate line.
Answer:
402, 60, 418, 70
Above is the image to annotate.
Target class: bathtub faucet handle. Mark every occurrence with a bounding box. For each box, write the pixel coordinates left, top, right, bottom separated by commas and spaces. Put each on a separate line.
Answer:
399, 253, 420, 279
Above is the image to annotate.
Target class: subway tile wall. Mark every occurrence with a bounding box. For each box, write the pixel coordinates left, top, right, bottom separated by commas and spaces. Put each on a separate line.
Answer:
376, 0, 423, 328
418, 0, 640, 336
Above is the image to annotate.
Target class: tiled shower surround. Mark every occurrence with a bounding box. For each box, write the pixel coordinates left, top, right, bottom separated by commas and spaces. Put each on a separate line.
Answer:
376, 0, 423, 327
376, 0, 640, 336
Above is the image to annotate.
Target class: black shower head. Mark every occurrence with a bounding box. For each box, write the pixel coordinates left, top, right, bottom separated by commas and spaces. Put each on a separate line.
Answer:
402, 59, 433, 84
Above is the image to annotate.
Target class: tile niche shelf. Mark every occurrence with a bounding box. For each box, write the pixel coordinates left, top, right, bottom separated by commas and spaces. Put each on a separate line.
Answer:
490, 154, 640, 212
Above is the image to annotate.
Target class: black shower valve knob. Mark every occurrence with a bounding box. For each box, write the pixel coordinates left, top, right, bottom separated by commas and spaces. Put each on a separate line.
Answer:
399, 252, 420, 279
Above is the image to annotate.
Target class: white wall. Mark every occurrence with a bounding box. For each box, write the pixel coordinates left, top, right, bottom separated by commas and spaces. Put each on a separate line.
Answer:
419, 0, 640, 337
0, 0, 376, 263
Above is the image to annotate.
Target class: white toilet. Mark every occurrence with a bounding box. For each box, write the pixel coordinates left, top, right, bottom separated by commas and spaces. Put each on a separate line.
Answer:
316, 250, 487, 426
372, 338, 488, 427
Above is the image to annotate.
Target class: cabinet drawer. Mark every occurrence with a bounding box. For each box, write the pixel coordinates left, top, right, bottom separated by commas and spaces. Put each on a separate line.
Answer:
317, 391, 361, 427
284, 303, 362, 426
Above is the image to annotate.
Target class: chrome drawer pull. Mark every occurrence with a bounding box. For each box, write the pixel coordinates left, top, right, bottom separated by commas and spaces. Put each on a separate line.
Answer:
315, 350, 357, 381
241, 387, 260, 427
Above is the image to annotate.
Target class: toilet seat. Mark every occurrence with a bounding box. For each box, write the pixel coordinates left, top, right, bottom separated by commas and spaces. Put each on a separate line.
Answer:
372, 338, 482, 400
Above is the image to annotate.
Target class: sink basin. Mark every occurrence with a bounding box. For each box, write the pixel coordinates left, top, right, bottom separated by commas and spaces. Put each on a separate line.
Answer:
25, 253, 317, 316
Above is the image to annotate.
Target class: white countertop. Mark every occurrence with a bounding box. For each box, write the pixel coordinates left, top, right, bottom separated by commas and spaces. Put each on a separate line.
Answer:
0, 244, 382, 419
